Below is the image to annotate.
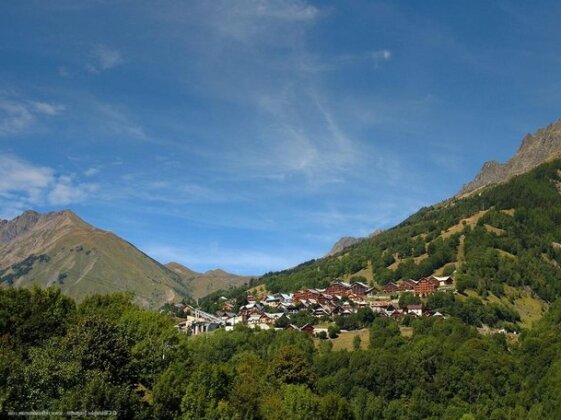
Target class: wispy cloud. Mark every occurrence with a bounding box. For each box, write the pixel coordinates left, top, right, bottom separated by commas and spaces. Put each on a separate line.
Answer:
94, 102, 146, 139
85, 44, 124, 74
0, 155, 97, 218
30, 101, 65, 116
0, 95, 64, 136
159, 0, 319, 46
0, 100, 33, 136
337, 49, 392, 68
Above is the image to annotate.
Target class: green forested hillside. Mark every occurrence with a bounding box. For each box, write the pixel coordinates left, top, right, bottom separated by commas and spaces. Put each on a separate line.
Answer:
244, 159, 561, 304
3, 287, 561, 419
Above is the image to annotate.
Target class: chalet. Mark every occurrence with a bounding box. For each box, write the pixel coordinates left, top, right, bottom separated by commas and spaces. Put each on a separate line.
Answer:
259, 313, 275, 324
313, 307, 330, 317
430, 275, 453, 287
406, 304, 423, 316
293, 289, 319, 303
389, 309, 404, 318
238, 303, 264, 322
280, 293, 293, 303
351, 282, 369, 297
341, 301, 353, 310
220, 312, 236, 321
383, 282, 399, 294
325, 281, 351, 296
263, 294, 281, 307
300, 323, 315, 335
370, 301, 390, 313
318, 293, 334, 304
279, 302, 299, 314
331, 306, 345, 316
247, 314, 262, 326
398, 279, 417, 292
414, 277, 437, 296
347, 293, 364, 303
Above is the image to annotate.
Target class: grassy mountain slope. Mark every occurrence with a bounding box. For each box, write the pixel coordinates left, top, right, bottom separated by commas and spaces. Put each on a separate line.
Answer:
166, 262, 252, 299
232, 159, 561, 316
0, 210, 190, 308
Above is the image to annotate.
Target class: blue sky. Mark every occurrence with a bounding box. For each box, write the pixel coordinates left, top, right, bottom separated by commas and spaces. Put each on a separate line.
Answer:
1, 0, 561, 275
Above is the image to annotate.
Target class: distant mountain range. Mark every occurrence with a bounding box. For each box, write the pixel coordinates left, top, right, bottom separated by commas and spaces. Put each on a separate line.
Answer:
165, 262, 253, 299
0, 210, 251, 307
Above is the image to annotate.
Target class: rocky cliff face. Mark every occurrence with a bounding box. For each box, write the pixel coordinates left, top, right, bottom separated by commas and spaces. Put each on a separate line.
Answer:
327, 230, 383, 257
460, 118, 561, 195
0, 210, 44, 244
327, 236, 362, 256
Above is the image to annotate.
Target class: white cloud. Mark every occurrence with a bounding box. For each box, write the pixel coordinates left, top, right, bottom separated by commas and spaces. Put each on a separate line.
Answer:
0, 155, 97, 217
0, 100, 34, 136
0, 155, 53, 200
84, 167, 100, 177
369, 49, 392, 62
48, 176, 99, 205
0, 96, 64, 136
30, 101, 65, 116
86, 45, 124, 73
335, 49, 392, 68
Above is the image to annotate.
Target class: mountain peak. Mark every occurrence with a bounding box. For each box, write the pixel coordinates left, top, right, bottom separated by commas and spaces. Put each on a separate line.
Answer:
166, 261, 200, 277
327, 230, 383, 256
204, 268, 228, 275
327, 236, 362, 256
0, 209, 191, 308
460, 117, 561, 195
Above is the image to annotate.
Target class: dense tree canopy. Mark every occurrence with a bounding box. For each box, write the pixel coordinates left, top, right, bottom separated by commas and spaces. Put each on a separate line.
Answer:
2, 287, 561, 419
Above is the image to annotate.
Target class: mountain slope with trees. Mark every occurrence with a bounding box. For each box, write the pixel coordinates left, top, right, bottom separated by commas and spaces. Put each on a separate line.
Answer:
208, 158, 561, 318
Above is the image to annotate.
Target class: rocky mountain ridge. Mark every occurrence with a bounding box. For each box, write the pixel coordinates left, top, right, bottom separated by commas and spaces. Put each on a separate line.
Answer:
460, 117, 561, 195
327, 230, 383, 256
